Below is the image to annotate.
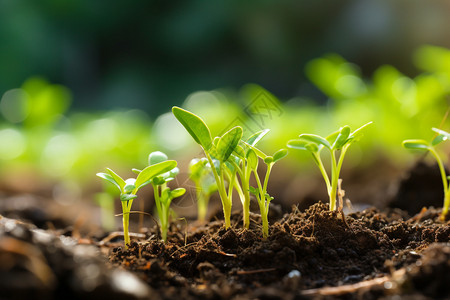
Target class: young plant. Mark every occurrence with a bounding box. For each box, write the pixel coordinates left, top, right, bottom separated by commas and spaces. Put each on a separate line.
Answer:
223, 129, 287, 236
402, 128, 450, 221
189, 158, 218, 222
173, 106, 242, 229
96, 158, 177, 249
287, 122, 372, 211
136, 151, 185, 241
244, 143, 288, 239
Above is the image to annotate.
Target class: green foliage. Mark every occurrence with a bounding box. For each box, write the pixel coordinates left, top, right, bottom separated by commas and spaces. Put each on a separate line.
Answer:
287, 122, 372, 211
173, 106, 285, 237
402, 128, 450, 220
145, 151, 185, 242
173, 106, 241, 229
96, 155, 178, 248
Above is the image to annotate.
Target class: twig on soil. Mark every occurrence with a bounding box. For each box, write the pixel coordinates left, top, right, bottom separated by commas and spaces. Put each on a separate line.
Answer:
301, 269, 406, 296
98, 231, 146, 246
236, 268, 277, 275
116, 211, 161, 240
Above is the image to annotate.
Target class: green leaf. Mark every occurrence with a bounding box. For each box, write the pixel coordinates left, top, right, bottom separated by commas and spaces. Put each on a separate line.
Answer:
124, 178, 136, 193
132, 168, 141, 174
96, 173, 122, 192
233, 145, 245, 159
348, 121, 373, 142
243, 141, 267, 159
170, 188, 186, 199
247, 148, 259, 170
402, 139, 430, 151
298, 134, 331, 149
106, 168, 126, 191
246, 129, 270, 146
215, 126, 243, 162
287, 139, 312, 151
148, 151, 168, 165
326, 130, 340, 145
135, 160, 177, 189
273, 148, 288, 162
264, 156, 273, 164
172, 106, 212, 151
152, 176, 166, 186
120, 193, 137, 202
249, 186, 259, 197
332, 126, 351, 150
432, 134, 447, 146
432, 128, 450, 146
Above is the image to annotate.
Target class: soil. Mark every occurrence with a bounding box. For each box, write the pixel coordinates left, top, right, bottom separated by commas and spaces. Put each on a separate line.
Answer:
0, 163, 449, 299
1, 200, 449, 300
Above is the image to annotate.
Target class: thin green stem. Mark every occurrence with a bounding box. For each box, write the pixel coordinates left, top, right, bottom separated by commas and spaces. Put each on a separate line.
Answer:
121, 201, 130, 249
313, 152, 331, 193
205, 152, 231, 228
429, 147, 449, 219
231, 158, 251, 229
253, 169, 270, 239
329, 150, 338, 211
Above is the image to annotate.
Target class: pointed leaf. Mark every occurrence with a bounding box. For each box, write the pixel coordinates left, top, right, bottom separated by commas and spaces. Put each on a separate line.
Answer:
215, 126, 243, 162
402, 139, 430, 151
172, 106, 212, 151
135, 160, 177, 189
246, 129, 270, 146
332, 126, 351, 150
349, 121, 373, 141
298, 134, 331, 149
273, 148, 288, 163
96, 173, 122, 192
132, 168, 141, 174
105, 168, 126, 191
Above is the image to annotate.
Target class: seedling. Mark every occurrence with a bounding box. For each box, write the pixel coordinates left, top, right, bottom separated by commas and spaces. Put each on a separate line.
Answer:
402, 128, 450, 221
173, 106, 242, 229
243, 143, 288, 238
96, 158, 177, 249
287, 122, 372, 211
135, 151, 185, 241
224, 129, 287, 236
189, 158, 218, 222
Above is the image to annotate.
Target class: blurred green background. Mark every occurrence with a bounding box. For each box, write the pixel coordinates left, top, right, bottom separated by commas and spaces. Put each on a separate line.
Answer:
1, 0, 450, 225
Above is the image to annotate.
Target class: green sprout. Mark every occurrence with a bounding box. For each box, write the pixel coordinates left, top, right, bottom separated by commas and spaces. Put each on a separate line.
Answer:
244, 144, 287, 239
173, 106, 242, 229
225, 129, 287, 237
96, 158, 177, 249
189, 158, 218, 223
402, 128, 450, 221
287, 122, 372, 211
136, 151, 185, 242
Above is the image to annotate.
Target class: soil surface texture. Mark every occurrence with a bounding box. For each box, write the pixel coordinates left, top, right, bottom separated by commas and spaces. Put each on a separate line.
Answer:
1, 201, 449, 299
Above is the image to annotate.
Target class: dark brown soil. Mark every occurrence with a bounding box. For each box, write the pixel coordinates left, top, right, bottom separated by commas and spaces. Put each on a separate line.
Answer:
105, 203, 450, 300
